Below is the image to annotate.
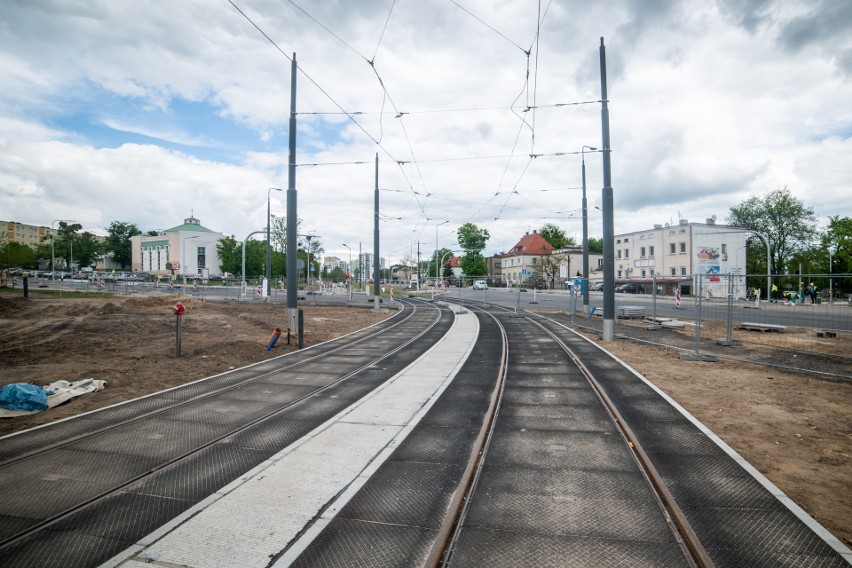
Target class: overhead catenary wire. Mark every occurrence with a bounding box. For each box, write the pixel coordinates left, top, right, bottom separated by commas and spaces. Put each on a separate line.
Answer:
231, 0, 598, 247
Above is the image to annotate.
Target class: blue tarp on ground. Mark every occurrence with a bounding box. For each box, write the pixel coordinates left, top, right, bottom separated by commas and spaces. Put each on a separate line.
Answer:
0, 383, 49, 411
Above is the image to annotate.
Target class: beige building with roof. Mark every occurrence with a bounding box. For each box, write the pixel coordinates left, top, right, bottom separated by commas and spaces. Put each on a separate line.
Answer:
130, 215, 225, 279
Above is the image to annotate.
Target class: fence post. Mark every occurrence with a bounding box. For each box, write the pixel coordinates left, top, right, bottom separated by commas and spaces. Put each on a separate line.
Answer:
679, 274, 717, 361
718, 273, 740, 347
647, 273, 661, 330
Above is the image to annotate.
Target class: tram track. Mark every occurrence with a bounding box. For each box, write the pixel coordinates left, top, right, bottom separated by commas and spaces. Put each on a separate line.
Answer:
0, 299, 422, 466
0, 299, 453, 567
432, 304, 711, 568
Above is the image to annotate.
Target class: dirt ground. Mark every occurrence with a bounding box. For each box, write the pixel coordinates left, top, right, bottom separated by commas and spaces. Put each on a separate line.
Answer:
0, 293, 849, 548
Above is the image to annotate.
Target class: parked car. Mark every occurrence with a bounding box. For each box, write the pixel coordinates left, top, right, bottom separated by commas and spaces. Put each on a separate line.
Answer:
615, 283, 645, 294
472, 280, 487, 290
589, 282, 604, 291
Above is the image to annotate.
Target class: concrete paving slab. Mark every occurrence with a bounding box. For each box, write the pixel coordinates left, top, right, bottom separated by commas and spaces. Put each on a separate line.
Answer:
102, 306, 478, 568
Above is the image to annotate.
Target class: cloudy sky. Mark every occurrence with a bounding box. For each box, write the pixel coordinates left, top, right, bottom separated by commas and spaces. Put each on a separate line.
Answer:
2, 0, 850, 264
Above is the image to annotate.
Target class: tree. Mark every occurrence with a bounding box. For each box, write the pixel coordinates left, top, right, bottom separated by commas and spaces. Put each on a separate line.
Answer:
73, 232, 102, 271
456, 223, 490, 277
104, 221, 142, 269
539, 223, 575, 249
55, 221, 82, 270
588, 237, 603, 254
821, 216, 852, 273
0, 242, 37, 269
532, 251, 567, 289
217, 236, 242, 276
429, 247, 453, 278
727, 187, 817, 274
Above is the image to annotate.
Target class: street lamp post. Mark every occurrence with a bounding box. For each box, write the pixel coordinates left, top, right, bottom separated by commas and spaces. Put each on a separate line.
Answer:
342, 243, 352, 299
581, 145, 597, 308
267, 187, 283, 297
435, 221, 449, 284
182, 236, 198, 290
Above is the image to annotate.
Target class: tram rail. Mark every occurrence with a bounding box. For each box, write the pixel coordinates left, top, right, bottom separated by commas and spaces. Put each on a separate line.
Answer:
0, 299, 452, 566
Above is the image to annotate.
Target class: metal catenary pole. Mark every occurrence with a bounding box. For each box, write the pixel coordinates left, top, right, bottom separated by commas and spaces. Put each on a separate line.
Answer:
599, 38, 616, 342
373, 153, 381, 310
286, 53, 299, 341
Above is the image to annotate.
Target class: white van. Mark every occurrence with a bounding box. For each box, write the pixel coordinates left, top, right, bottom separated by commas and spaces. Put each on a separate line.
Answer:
473, 280, 487, 290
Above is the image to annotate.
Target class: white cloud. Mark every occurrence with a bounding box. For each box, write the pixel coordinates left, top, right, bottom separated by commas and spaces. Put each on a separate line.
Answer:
1, 0, 850, 265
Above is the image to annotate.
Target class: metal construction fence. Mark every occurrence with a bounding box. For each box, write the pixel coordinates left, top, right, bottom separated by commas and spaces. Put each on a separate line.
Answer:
563, 272, 851, 380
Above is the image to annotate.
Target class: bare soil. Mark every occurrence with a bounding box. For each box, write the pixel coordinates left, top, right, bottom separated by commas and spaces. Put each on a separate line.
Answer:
1, 293, 849, 548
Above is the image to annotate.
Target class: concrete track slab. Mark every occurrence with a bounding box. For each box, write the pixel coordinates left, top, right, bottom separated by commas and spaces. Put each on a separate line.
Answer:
102, 305, 478, 568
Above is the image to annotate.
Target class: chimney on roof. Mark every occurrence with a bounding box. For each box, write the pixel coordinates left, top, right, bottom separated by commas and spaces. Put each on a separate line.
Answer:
533, 229, 537, 233
706, 217, 716, 225
654, 224, 662, 229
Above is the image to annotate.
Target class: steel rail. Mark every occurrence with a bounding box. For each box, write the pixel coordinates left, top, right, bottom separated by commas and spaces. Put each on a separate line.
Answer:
423, 306, 508, 568
529, 316, 716, 568
0, 300, 420, 468
0, 301, 450, 552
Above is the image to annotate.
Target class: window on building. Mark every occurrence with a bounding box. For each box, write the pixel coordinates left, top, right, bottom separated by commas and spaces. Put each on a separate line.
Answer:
624, 237, 629, 242
624, 249, 629, 259
156, 248, 161, 271
617, 250, 622, 259
721, 243, 727, 254
649, 246, 655, 257
669, 243, 676, 254
597, 259, 603, 268
640, 247, 646, 257
641, 270, 646, 277
679, 242, 686, 253
197, 246, 206, 272
681, 267, 687, 276
617, 239, 621, 244
670, 268, 676, 276
617, 270, 622, 278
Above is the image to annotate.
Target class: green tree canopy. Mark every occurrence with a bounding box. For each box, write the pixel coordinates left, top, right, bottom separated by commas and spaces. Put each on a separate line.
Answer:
821, 215, 852, 276
217, 236, 241, 276
104, 221, 142, 269
456, 223, 490, 277
588, 237, 603, 254
727, 187, 817, 274
0, 242, 37, 269
73, 232, 102, 271
538, 223, 575, 249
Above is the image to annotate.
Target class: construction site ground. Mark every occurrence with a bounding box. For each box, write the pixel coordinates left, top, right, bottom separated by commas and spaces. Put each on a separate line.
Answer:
0, 292, 848, 548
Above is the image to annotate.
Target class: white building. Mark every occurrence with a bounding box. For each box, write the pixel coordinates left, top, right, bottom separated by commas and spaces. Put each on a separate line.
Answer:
130, 215, 225, 279
615, 217, 750, 297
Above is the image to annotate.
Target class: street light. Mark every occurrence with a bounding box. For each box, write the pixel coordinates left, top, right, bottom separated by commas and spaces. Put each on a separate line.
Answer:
581, 145, 597, 308
51, 219, 75, 280
435, 221, 449, 283
267, 187, 283, 296
342, 243, 352, 298
182, 236, 198, 290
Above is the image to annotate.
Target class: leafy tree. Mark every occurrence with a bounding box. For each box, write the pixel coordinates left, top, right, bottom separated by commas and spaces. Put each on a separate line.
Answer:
217, 236, 241, 276
588, 237, 603, 254
532, 252, 567, 289
429, 247, 453, 278
539, 223, 575, 249
73, 232, 103, 271
821, 216, 852, 273
104, 221, 141, 269
0, 242, 37, 269
55, 221, 82, 270
727, 187, 817, 274
456, 223, 490, 277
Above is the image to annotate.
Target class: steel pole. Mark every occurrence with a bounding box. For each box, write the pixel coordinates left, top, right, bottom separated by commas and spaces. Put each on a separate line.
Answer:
286, 54, 299, 337
374, 153, 380, 309
599, 38, 616, 342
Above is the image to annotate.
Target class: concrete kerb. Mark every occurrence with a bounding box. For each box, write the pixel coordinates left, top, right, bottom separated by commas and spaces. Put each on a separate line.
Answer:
101, 304, 479, 568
